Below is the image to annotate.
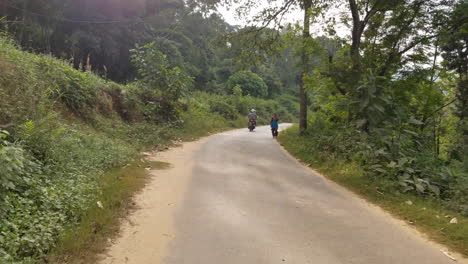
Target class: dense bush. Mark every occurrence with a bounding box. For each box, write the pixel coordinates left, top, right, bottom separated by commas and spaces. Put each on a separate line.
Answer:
0, 38, 48, 126
226, 70, 268, 98
40, 59, 98, 113
130, 42, 193, 122
277, 95, 297, 114
0, 37, 129, 123
0, 118, 136, 262
0, 130, 37, 210
209, 100, 239, 120
184, 91, 297, 125
297, 118, 468, 216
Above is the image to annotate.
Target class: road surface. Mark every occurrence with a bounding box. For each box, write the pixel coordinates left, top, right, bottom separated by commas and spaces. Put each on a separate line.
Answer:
100, 125, 464, 264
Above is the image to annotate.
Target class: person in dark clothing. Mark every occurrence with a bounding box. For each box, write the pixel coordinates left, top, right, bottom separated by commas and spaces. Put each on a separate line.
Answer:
248, 109, 257, 127
270, 113, 279, 138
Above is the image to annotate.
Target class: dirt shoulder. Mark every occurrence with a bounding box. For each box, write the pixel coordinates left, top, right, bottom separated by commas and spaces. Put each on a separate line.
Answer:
98, 137, 209, 264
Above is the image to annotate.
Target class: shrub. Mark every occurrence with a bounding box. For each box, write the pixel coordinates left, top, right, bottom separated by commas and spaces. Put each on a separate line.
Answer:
288, 114, 468, 216
278, 95, 300, 117
0, 117, 136, 261
0, 130, 40, 212
226, 70, 268, 98
0, 39, 49, 126
209, 100, 239, 120
130, 42, 193, 122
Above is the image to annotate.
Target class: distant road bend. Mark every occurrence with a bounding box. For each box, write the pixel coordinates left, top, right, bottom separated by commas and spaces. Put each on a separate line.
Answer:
101, 125, 465, 264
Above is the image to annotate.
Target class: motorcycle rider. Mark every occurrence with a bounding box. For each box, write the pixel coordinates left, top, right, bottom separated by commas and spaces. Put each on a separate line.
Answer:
248, 109, 257, 127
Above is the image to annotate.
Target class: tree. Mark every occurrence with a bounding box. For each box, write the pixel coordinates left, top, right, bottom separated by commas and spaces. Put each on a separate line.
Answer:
263, 70, 284, 98
189, 0, 328, 133
299, 0, 313, 133
226, 70, 268, 97
440, 0, 468, 166
130, 42, 193, 122
339, 0, 452, 132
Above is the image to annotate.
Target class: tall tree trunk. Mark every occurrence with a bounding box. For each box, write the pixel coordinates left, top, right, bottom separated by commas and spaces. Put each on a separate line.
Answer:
457, 77, 468, 165
348, 0, 383, 132
2, 0, 7, 17
348, 0, 362, 77
299, 0, 312, 134
430, 38, 439, 84
19, 0, 28, 46
348, 0, 367, 131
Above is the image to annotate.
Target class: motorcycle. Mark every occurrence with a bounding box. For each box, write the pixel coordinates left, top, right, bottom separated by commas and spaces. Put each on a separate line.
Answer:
248, 119, 256, 132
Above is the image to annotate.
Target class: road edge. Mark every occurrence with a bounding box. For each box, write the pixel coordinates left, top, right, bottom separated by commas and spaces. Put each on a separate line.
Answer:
275, 133, 468, 263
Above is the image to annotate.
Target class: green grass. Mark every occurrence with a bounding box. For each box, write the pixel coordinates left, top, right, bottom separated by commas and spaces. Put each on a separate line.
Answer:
278, 125, 468, 257
46, 159, 156, 263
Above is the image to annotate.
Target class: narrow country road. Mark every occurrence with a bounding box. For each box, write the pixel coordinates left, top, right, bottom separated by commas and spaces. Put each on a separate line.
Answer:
100, 125, 465, 264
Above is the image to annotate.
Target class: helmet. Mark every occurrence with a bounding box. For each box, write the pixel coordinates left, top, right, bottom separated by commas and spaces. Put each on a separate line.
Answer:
250, 109, 256, 113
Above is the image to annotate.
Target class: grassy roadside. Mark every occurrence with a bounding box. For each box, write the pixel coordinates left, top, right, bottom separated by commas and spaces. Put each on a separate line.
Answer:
46, 160, 154, 264
278, 125, 468, 257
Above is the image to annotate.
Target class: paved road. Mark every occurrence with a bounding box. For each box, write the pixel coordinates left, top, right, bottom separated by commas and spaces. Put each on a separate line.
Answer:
162, 125, 457, 264
101, 125, 461, 264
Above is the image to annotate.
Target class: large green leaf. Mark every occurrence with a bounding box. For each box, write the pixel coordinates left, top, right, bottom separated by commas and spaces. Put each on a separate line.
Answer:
427, 184, 440, 196
408, 119, 424, 125
415, 183, 425, 193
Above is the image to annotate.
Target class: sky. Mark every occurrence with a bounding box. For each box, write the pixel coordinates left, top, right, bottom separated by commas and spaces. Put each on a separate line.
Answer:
217, 1, 302, 27
217, 1, 351, 38
216, 1, 441, 69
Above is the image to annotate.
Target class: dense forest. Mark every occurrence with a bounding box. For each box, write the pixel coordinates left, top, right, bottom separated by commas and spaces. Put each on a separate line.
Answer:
0, 0, 302, 96
0, 0, 467, 262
